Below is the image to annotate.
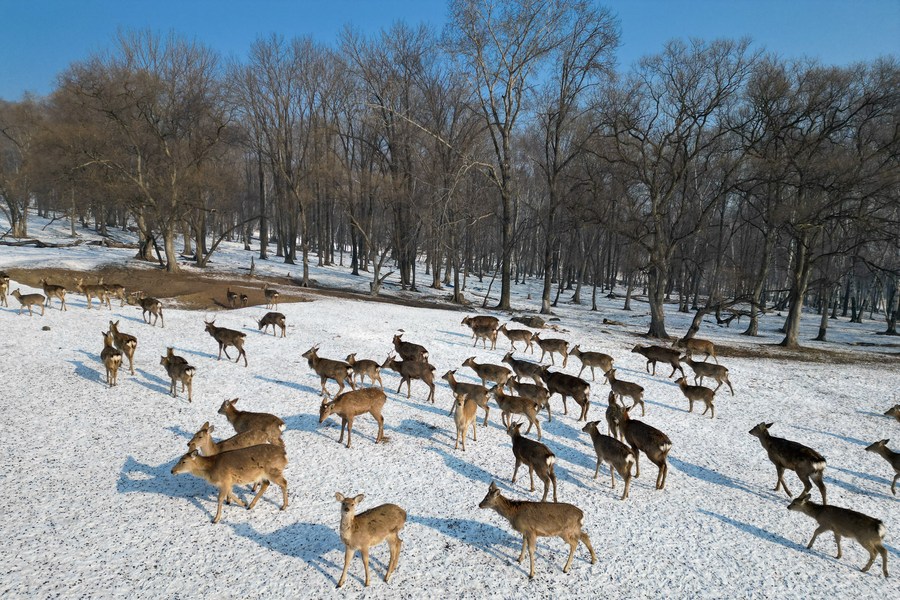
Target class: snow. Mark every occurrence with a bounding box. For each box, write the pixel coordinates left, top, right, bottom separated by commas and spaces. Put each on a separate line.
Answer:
1, 212, 898, 597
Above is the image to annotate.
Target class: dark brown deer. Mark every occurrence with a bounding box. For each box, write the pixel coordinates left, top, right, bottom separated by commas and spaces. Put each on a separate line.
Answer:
205, 320, 248, 366
749, 422, 827, 503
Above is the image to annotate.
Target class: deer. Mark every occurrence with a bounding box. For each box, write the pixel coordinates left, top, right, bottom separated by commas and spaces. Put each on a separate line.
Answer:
303, 346, 355, 397
508, 421, 557, 502
102, 281, 127, 307
680, 356, 734, 396
453, 394, 478, 451
204, 320, 247, 366
0, 271, 9, 306
499, 324, 534, 353
222, 287, 236, 308
489, 385, 542, 440
108, 320, 137, 375
39, 279, 67, 311
218, 398, 285, 439
442, 370, 490, 426
631, 345, 684, 378
569, 345, 613, 381
128, 291, 164, 327
533, 333, 568, 367
543, 369, 591, 422
346, 353, 384, 388
381, 354, 435, 403
674, 376, 716, 418
171, 444, 288, 524
603, 369, 645, 416
11, 289, 45, 316
76, 278, 110, 310
462, 315, 499, 338
582, 420, 635, 500
749, 422, 827, 504
502, 352, 545, 386
864, 439, 899, 496
319, 388, 387, 448
619, 405, 672, 490
673, 337, 718, 363
471, 324, 498, 350
508, 378, 551, 421
187, 421, 283, 456
160, 353, 195, 402
478, 481, 596, 579
263, 283, 280, 309
605, 393, 625, 441
258, 312, 286, 337
334, 493, 407, 588
787, 493, 888, 577
883, 405, 900, 423
392, 333, 429, 362
462, 356, 512, 390
100, 331, 123, 387
239, 293, 249, 308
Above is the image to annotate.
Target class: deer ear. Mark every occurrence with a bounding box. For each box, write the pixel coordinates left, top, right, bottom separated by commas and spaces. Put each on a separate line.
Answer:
353, 494, 365, 504
335, 492, 345, 502
766, 422, 774, 428
201, 421, 209, 430
207, 424, 214, 433
488, 481, 498, 492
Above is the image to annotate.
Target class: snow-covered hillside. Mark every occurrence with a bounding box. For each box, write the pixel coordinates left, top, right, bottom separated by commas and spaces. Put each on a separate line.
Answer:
1, 214, 898, 598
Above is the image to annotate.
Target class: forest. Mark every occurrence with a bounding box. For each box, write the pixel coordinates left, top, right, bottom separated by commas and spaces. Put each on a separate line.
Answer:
0, 0, 898, 347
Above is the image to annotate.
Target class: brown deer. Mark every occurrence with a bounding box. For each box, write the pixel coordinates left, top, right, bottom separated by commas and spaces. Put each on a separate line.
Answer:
171, 444, 288, 524
508, 422, 557, 502
0, 272, 9, 306
263, 283, 280, 309
239, 293, 249, 308
462, 356, 512, 390
187, 421, 283, 456
217, 398, 285, 439
533, 333, 568, 367
11, 289, 45, 316
258, 312, 286, 337
319, 388, 387, 448
39, 279, 67, 311
605, 392, 625, 441
478, 482, 596, 579
381, 354, 435, 403
787, 493, 888, 577
108, 320, 137, 375
864, 439, 899, 495
674, 376, 716, 418
303, 345, 355, 397
886, 405, 900, 423
508, 378, 551, 421
472, 324, 498, 350
749, 422, 827, 503
442, 370, 490, 426
129, 292, 164, 327
502, 352, 545, 386
569, 345, 613, 381
392, 333, 429, 362
604, 369, 645, 416
226, 287, 238, 308
499, 324, 534, 353
102, 281, 127, 307
620, 406, 672, 490
334, 493, 407, 588
76, 278, 110, 310
631, 345, 684, 378
680, 357, 734, 396
673, 337, 718, 363
160, 353, 195, 402
490, 385, 542, 440
100, 331, 123, 387
462, 315, 499, 338
543, 369, 591, 421
204, 320, 248, 366
453, 394, 478, 451
582, 420, 635, 500
346, 353, 384, 388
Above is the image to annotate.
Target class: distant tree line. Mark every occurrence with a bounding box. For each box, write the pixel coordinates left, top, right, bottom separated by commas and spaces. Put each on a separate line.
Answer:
0, 0, 897, 347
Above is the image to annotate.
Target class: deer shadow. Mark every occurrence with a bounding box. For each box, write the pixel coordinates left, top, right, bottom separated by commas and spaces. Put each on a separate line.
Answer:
390, 395, 450, 419
117, 455, 209, 517
67, 359, 102, 384
255, 375, 321, 397
428, 447, 496, 485
669, 456, 778, 503
407, 514, 517, 563
855, 409, 889, 419
437, 329, 471, 339
165, 425, 197, 440
829, 465, 893, 487
790, 424, 870, 447
135, 368, 172, 396
177, 347, 220, 361
824, 475, 896, 502
282, 412, 328, 435
228, 521, 341, 584
644, 398, 689, 414
113, 314, 148, 326
697, 509, 808, 553
397, 418, 450, 443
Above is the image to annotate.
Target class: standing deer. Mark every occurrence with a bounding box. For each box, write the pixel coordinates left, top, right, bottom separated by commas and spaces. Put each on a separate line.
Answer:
582, 420, 635, 500
204, 320, 248, 366
508, 422, 557, 502
392, 333, 429, 362
533, 333, 568, 367
471, 325, 498, 350
239, 293, 249, 308
170, 444, 288, 524
604, 369, 645, 416
631, 345, 684, 378
490, 385, 542, 440
508, 378, 551, 422
680, 357, 734, 395
100, 331, 123, 387
226, 288, 238, 308
502, 352, 545, 386
787, 493, 888, 577
263, 284, 280, 309
885, 405, 900, 422
499, 324, 534, 353
76, 278, 110, 309
605, 393, 625, 441
258, 312, 286, 337
129, 292, 164, 327
319, 388, 387, 448
569, 345, 613, 381
543, 369, 591, 421
749, 422, 827, 503
674, 376, 716, 418
346, 353, 384, 388
462, 356, 512, 390
0, 271, 9, 306
187, 422, 283, 456
217, 398, 285, 439
160, 353, 195, 402
673, 337, 718, 363
478, 482, 595, 579
453, 394, 478, 451
11, 289, 45, 316
620, 406, 671, 490
442, 370, 490, 426
303, 346, 355, 397
381, 354, 435, 403
108, 320, 137, 375
462, 315, 499, 338
102, 281, 127, 307
39, 279, 67, 311
334, 493, 407, 588
864, 439, 899, 495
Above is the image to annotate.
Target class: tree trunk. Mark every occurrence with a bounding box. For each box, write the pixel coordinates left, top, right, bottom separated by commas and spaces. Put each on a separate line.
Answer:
780, 233, 813, 348
646, 263, 670, 338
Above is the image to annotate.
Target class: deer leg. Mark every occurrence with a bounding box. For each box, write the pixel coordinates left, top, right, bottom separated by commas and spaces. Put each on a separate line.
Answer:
580, 532, 597, 564
273, 475, 288, 510
774, 466, 792, 497
797, 471, 814, 499
345, 417, 354, 448
878, 545, 888, 577
337, 419, 347, 444
563, 535, 577, 573
632, 447, 641, 477
811, 470, 827, 504
247, 481, 270, 510
337, 547, 353, 588
360, 547, 371, 586
833, 533, 843, 559
891, 473, 898, 495
512, 458, 521, 483
621, 471, 632, 500
212, 488, 228, 524
482, 405, 490, 427
471, 420, 477, 442
807, 525, 827, 549
375, 413, 384, 444
385, 534, 401, 582
528, 466, 536, 492
550, 469, 558, 502
405, 379, 412, 399
518, 536, 527, 563
656, 459, 668, 489
725, 377, 734, 396
534, 417, 542, 440
526, 533, 537, 579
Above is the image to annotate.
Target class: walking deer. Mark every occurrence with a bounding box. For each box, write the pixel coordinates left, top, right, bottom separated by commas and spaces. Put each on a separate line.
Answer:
543, 369, 591, 421
239, 293, 249, 308
631, 345, 684, 378
462, 356, 512, 390
604, 369, 645, 416
226, 287, 238, 308
472, 324, 498, 350
673, 337, 718, 363
508, 378, 551, 421
258, 312, 286, 337
392, 333, 429, 362
864, 439, 899, 495
129, 292, 164, 327
442, 370, 490, 426
102, 281, 127, 307
582, 420, 635, 500
303, 345, 355, 397
334, 493, 407, 588
187, 421, 283, 456
160, 352, 195, 402
508, 422, 557, 502
101, 331, 123, 387
499, 324, 534, 353
605, 393, 625, 441
218, 398, 285, 439
108, 320, 137, 375
478, 482, 596, 579
787, 493, 888, 577
681, 357, 734, 395
462, 315, 499, 338
749, 422, 827, 503
205, 320, 248, 366
76, 278, 110, 309
569, 345, 613, 381
0, 271, 9, 306
883, 405, 900, 423
490, 385, 542, 440
263, 283, 280, 309
11, 289, 45, 316
39, 279, 67, 311
171, 444, 288, 524
533, 333, 568, 367
382, 354, 435, 403
319, 388, 387, 448
502, 352, 544, 386
347, 353, 384, 388
620, 406, 671, 490
674, 377, 716, 418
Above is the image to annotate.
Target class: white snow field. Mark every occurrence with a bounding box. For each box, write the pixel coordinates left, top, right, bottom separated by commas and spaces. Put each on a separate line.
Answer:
1, 215, 898, 598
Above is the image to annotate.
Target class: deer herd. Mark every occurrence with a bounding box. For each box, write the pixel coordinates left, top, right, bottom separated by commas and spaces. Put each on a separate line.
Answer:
2, 268, 896, 584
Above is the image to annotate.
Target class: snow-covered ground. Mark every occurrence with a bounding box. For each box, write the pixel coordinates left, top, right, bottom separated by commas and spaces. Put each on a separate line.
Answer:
1, 212, 898, 598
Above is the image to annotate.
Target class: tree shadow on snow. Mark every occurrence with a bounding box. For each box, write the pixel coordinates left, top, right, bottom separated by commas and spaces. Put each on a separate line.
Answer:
669, 457, 779, 503
697, 509, 808, 553
790, 424, 870, 447
228, 521, 342, 584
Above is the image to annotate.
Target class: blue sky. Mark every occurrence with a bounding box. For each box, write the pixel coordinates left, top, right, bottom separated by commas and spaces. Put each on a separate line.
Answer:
1, 0, 897, 101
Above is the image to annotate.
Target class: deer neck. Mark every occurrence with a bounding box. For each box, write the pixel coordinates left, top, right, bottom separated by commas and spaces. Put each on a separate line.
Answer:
796, 501, 824, 519
489, 495, 519, 521
339, 509, 356, 543
200, 436, 219, 456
